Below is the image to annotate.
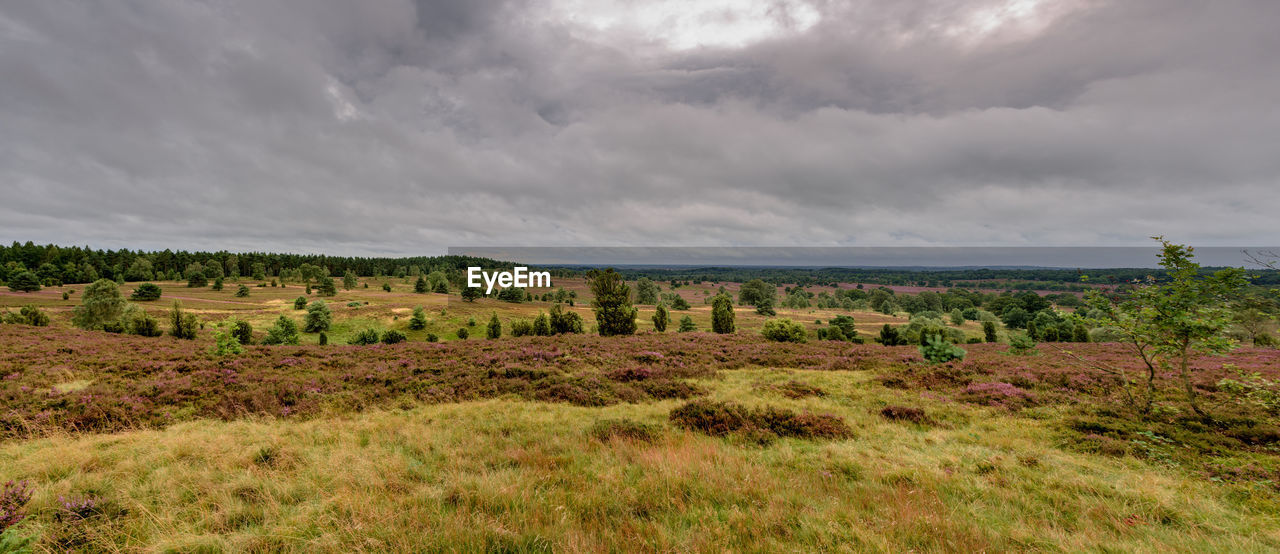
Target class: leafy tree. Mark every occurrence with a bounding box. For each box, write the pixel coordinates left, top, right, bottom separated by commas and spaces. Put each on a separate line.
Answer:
187, 273, 207, 288
1083, 238, 1249, 416
755, 296, 776, 316
130, 283, 162, 301
949, 308, 965, 326
486, 312, 502, 339
762, 318, 807, 343
1000, 306, 1030, 329
829, 315, 857, 340
588, 268, 637, 336
72, 279, 127, 330
343, 269, 358, 290
652, 304, 670, 332
234, 284, 250, 297
294, 296, 308, 310
414, 275, 429, 294
711, 294, 735, 334
678, 315, 696, 332
304, 300, 332, 333
660, 292, 690, 310
168, 302, 199, 340
738, 279, 776, 307
262, 315, 300, 345
461, 286, 481, 302
315, 275, 337, 297
212, 276, 223, 291
635, 277, 660, 304
408, 306, 428, 330
497, 287, 525, 303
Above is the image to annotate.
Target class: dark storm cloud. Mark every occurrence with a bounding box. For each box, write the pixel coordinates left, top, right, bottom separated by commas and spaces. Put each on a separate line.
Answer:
1, 0, 1277, 256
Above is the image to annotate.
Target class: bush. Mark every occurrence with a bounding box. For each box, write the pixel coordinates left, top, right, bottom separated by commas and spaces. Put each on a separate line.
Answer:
669, 400, 851, 440
425, 333, 438, 342
880, 406, 930, 424
210, 324, 244, 356
533, 312, 551, 336
261, 315, 300, 345
168, 302, 199, 340
761, 318, 807, 343
588, 268, 637, 336
678, 315, 696, 332
920, 333, 966, 363
382, 283, 392, 292
456, 327, 469, 339
315, 275, 337, 296
348, 328, 380, 345
294, 296, 308, 310
303, 300, 332, 333
590, 419, 660, 443
711, 294, 735, 334
486, 312, 502, 339
878, 324, 906, 346
121, 305, 162, 337
319, 332, 328, 345
187, 273, 207, 288
234, 284, 250, 297
3, 305, 50, 327
212, 277, 224, 291
652, 303, 670, 332
7, 271, 41, 292
130, 283, 162, 301
230, 319, 253, 344
1008, 334, 1037, 355
72, 279, 126, 330
381, 330, 406, 344
408, 306, 428, 330
510, 319, 533, 337
549, 304, 584, 335
983, 320, 998, 342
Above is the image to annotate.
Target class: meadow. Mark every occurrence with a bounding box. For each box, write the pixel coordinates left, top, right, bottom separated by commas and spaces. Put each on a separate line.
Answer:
1, 277, 1278, 552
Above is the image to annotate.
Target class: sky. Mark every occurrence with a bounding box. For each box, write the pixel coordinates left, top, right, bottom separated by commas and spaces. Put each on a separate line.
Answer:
1, 0, 1278, 257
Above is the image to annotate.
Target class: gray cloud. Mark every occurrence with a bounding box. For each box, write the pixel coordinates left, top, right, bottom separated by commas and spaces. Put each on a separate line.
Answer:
1, 0, 1278, 256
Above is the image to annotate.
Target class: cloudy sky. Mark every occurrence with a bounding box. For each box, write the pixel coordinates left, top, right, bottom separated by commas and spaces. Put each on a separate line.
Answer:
1, 0, 1277, 256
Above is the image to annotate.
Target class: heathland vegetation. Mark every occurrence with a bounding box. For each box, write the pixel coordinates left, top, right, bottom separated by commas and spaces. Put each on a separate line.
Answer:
0, 240, 1278, 551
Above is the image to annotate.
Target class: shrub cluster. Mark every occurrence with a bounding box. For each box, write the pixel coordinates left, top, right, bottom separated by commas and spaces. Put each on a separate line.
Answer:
669, 400, 851, 441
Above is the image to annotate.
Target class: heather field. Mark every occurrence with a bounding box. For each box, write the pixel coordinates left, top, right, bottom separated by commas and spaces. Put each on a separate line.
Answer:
2, 292, 1280, 551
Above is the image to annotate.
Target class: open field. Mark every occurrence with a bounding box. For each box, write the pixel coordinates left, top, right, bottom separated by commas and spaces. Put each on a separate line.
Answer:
2, 304, 1279, 550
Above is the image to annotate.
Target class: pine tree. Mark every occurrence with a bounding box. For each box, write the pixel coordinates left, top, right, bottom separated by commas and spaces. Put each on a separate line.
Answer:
711, 294, 735, 334
652, 303, 670, 332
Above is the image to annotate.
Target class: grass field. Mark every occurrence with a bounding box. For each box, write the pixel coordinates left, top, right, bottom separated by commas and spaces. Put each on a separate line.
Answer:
1, 279, 1278, 552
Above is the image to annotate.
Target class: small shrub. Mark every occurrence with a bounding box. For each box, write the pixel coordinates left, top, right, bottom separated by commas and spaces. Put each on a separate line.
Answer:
920, 333, 966, 363
589, 419, 660, 443
408, 307, 428, 330
456, 327, 469, 339
294, 296, 308, 310
425, 333, 438, 342
770, 380, 826, 399
318, 332, 328, 345
130, 283, 162, 301
880, 405, 929, 424
960, 382, 1036, 409
3, 305, 50, 327
510, 319, 533, 337
168, 302, 199, 340
121, 305, 162, 337
382, 283, 392, 292
761, 318, 807, 343
234, 284, 250, 297
1, 479, 33, 532
261, 315, 300, 345
486, 313, 502, 339
303, 300, 332, 333
230, 319, 253, 345
381, 330, 407, 344
346, 301, 362, 307
1008, 334, 1037, 355
678, 315, 696, 332
348, 328, 380, 345
210, 324, 244, 356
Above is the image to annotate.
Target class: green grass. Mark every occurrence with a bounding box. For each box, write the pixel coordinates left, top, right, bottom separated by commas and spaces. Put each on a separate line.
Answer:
3, 369, 1277, 551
